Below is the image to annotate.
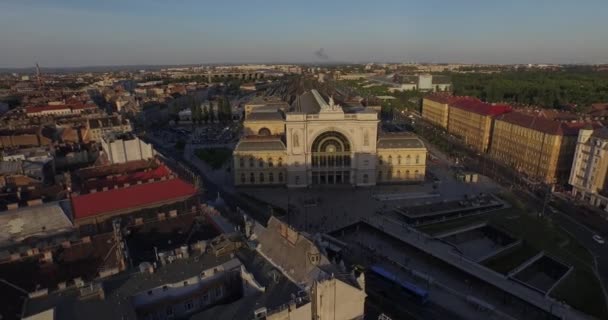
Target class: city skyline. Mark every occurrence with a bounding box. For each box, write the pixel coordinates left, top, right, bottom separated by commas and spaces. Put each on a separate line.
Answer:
1, 0, 608, 68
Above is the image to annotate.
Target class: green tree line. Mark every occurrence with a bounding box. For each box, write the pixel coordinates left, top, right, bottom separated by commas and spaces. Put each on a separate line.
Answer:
449, 70, 608, 110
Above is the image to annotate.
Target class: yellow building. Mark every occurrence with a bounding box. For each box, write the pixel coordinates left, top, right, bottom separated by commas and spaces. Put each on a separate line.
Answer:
242, 112, 285, 136
234, 90, 427, 187
490, 112, 585, 184
422, 96, 451, 129
376, 134, 427, 183
233, 137, 288, 186
446, 98, 511, 153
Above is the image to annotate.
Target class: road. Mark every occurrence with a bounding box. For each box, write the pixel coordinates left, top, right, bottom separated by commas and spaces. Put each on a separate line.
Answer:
146, 135, 273, 225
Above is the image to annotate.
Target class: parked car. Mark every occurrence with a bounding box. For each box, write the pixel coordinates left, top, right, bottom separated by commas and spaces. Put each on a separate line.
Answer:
593, 234, 605, 244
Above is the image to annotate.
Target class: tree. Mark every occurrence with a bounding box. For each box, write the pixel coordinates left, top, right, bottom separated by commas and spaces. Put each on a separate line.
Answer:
202, 105, 210, 123
220, 97, 232, 122
208, 103, 216, 123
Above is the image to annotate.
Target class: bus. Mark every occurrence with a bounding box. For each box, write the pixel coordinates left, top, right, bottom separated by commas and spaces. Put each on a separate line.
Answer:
369, 265, 429, 305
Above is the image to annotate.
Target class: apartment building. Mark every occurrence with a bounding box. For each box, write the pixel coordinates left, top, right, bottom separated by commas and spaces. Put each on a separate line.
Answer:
491, 112, 592, 184
569, 127, 608, 209
422, 95, 452, 129
447, 98, 511, 153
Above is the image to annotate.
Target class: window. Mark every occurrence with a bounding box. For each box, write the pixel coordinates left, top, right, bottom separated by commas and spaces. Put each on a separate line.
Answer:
278, 157, 283, 167
185, 300, 194, 311
397, 170, 401, 178
377, 171, 382, 181
241, 173, 246, 183
406, 155, 411, 164
398, 155, 402, 165
405, 170, 410, 178
269, 173, 274, 182
363, 174, 369, 184
215, 286, 223, 298
202, 293, 210, 304
166, 306, 174, 316
378, 156, 383, 165
258, 158, 264, 168
183, 281, 188, 286
415, 170, 419, 178
268, 157, 274, 167
250, 173, 255, 183
363, 159, 369, 166
295, 176, 300, 185
259, 173, 265, 183
387, 170, 393, 180
249, 157, 254, 167
415, 155, 420, 164
239, 157, 244, 168
279, 172, 284, 182
388, 155, 393, 164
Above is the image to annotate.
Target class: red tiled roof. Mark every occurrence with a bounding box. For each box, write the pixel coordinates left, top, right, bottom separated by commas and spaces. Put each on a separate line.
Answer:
496, 111, 601, 136
425, 94, 459, 104
26, 104, 95, 114
426, 94, 512, 117
72, 178, 197, 219
450, 98, 512, 117
82, 165, 172, 191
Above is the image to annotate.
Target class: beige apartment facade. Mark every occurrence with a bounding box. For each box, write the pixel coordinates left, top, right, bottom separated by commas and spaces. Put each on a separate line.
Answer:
448, 106, 495, 153
569, 127, 608, 209
422, 97, 450, 129
491, 112, 582, 184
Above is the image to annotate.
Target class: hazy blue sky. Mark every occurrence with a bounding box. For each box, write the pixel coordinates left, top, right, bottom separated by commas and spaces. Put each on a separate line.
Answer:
1, 0, 607, 67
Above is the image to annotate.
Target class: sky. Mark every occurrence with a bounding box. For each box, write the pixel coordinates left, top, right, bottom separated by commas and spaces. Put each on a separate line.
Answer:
1, 0, 607, 68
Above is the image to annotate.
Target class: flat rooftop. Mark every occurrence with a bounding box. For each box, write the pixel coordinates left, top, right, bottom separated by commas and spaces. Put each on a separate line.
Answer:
0, 201, 74, 249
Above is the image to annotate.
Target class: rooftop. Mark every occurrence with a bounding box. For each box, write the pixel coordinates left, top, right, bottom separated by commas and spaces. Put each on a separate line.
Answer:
0, 201, 73, 249
23, 241, 305, 320
246, 96, 288, 106
450, 98, 512, 117
125, 211, 220, 265
26, 104, 95, 115
290, 91, 321, 114
245, 112, 284, 121
235, 137, 286, 152
0, 231, 120, 293
252, 216, 331, 287
71, 178, 197, 220
377, 134, 426, 149
80, 164, 172, 193
76, 159, 155, 180
496, 111, 600, 136
23, 252, 237, 320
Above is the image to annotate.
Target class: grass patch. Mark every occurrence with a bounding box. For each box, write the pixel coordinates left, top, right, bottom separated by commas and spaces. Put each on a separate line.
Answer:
551, 268, 606, 318
489, 213, 593, 267
415, 206, 606, 318
489, 213, 606, 318
195, 148, 232, 169
482, 243, 538, 274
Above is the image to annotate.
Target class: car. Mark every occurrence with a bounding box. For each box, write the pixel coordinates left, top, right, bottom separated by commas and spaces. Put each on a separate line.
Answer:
593, 235, 605, 244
